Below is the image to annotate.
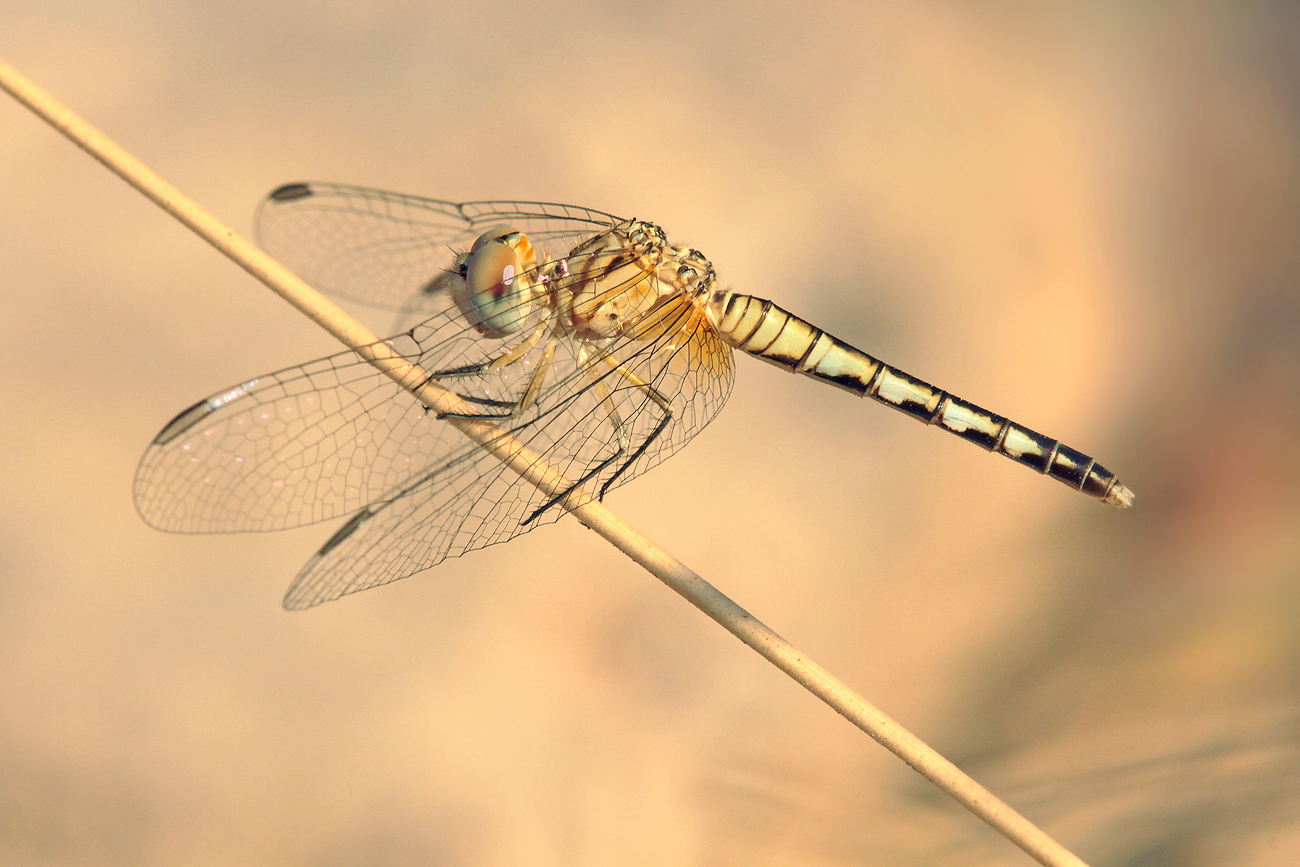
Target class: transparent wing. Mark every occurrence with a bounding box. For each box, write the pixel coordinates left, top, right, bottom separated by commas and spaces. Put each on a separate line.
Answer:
280, 294, 733, 609
253, 182, 624, 315
136, 207, 736, 607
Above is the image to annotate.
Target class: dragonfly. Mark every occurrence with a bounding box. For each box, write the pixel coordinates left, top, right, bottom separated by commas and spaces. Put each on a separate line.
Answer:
134, 183, 1133, 609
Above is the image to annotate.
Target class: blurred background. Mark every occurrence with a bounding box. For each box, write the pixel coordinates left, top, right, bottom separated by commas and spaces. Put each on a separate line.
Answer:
3, 1, 1299, 864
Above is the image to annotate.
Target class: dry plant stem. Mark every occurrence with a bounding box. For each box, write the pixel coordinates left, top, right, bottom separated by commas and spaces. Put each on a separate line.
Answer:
1, 57, 1089, 867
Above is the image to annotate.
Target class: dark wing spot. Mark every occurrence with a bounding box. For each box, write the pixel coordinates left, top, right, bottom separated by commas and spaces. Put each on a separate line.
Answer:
269, 183, 314, 202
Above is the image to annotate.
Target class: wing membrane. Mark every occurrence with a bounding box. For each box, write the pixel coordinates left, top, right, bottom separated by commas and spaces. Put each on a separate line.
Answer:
137, 188, 736, 606
254, 182, 622, 313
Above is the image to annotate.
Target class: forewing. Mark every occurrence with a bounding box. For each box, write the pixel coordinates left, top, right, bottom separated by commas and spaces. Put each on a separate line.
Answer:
253, 182, 622, 314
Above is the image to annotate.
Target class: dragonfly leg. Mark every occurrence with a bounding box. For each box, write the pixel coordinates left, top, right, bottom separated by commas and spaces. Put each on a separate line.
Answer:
420, 319, 557, 421
426, 317, 548, 378
589, 352, 673, 498
434, 334, 557, 421
520, 347, 675, 525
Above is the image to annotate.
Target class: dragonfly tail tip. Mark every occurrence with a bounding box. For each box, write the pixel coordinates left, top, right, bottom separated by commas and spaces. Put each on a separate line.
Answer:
1104, 481, 1135, 509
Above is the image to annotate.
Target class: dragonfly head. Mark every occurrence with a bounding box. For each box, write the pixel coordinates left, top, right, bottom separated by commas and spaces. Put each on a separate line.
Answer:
451, 226, 538, 338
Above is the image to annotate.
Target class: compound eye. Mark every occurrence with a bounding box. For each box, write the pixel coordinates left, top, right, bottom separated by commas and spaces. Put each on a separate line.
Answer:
470, 225, 516, 253
453, 227, 532, 337
466, 238, 519, 298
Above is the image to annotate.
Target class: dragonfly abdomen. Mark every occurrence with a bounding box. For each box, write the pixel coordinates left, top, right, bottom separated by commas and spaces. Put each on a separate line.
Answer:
712, 293, 1133, 508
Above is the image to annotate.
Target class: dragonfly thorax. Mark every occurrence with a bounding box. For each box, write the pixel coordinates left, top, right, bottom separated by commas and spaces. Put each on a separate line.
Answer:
551, 219, 671, 341
659, 245, 717, 300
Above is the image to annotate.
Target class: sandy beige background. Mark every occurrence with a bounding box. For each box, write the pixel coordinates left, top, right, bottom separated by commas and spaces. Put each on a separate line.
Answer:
4, 2, 1299, 865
